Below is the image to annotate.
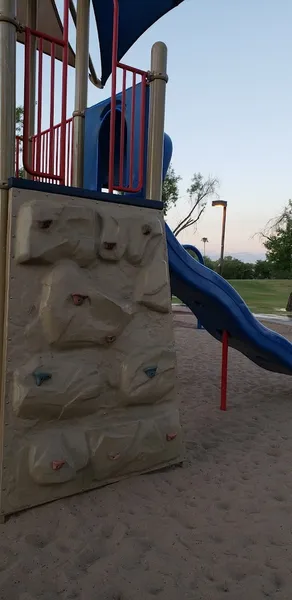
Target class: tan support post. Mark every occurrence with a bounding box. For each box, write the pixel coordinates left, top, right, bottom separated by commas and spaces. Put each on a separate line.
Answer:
146, 42, 168, 201
0, 0, 17, 401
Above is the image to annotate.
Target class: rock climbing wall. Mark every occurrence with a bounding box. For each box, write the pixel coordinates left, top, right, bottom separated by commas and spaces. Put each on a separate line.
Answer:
0, 187, 182, 517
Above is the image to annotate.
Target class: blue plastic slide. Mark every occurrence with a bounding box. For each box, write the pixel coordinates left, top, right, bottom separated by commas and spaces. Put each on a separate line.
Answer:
166, 224, 292, 375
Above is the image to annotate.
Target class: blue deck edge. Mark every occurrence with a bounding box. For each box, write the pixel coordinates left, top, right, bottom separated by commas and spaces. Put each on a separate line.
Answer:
8, 178, 164, 211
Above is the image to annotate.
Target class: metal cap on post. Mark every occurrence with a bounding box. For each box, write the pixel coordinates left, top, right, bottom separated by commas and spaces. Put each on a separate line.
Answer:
146, 41, 168, 201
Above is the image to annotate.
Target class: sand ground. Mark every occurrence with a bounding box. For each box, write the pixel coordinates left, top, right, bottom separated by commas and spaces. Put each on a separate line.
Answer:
1, 311, 292, 599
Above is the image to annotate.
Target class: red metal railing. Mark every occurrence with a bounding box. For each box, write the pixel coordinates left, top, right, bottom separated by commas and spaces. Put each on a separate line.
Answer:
16, 118, 73, 186
109, 0, 148, 194
23, 0, 69, 184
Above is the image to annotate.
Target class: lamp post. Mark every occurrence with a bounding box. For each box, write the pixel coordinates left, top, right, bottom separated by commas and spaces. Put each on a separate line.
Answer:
212, 200, 228, 276
201, 237, 208, 258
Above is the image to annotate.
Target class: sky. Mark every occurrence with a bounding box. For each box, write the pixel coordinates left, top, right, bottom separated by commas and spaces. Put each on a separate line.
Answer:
16, 0, 292, 260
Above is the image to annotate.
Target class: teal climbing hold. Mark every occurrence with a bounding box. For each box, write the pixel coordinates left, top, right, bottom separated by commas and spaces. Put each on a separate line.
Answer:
33, 371, 52, 387
144, 367, 157, 379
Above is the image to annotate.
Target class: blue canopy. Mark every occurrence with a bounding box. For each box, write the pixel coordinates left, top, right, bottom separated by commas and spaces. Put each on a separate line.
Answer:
92, 0, 185, 85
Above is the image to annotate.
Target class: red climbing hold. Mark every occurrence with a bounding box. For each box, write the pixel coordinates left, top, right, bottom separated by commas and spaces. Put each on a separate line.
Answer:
166, 433, 177, 441
52, 460, 66, 471
71, 294, 88, 306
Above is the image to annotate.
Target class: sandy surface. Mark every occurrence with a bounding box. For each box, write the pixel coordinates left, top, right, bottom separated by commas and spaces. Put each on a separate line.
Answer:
2, 311, 292, 599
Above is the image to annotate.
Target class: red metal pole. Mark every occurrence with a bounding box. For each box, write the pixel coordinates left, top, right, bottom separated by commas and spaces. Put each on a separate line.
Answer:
60, 0, 69, 185
220, 330, 228, 411
108, 0, 119, 193
137, 73, 147, 190
129, 72, 136, 188
49, 42, 56, 177
119, 68, 127, 188
36, 37, 43, 177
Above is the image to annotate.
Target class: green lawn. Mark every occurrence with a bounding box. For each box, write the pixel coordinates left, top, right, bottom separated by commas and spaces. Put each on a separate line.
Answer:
173, 280, 292, 315
228, 280, 292, 315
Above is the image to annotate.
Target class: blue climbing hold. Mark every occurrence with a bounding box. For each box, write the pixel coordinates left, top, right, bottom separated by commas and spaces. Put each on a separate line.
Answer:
144, 367, 157, 379
33, 371, 52, 387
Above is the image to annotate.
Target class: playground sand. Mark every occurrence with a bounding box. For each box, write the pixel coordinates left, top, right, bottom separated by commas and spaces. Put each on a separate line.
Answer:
1, 312, 292, 599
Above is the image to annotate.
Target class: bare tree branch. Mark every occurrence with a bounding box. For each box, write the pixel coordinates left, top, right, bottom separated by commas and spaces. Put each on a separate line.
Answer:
173, 174, 219, 237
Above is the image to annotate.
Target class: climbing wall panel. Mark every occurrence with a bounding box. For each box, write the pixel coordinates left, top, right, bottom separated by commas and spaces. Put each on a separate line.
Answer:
0, 187, 182, 517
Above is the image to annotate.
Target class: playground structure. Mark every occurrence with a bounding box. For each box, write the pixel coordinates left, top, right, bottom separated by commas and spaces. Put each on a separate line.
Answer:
0, 0, 292, 519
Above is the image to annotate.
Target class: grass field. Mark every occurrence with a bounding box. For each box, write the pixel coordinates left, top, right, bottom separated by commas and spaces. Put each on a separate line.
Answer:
173, 280, 292, 315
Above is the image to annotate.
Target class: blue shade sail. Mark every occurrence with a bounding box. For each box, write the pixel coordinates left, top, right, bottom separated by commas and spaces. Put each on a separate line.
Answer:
92, 0, 185, 85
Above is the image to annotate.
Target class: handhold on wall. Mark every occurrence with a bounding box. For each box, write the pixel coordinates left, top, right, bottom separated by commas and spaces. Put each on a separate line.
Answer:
144, 367, 157, 379
103, 241, 117, 250
108, 453, 121, 461
29, 428, 89, 485
13, 355, 110, 420
52, 460, 66, 471
142, 224, 152, 236
118, 348, 176, 405
166, 432, 177, 441
105, 335, 116, 344
38, 219, 53, 230
71, 294, 89, 306
33, 371, 52, 387
15, 198, 98, 266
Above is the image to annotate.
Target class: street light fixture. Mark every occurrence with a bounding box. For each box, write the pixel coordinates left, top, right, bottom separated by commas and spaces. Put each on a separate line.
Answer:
212, 200, 228, 276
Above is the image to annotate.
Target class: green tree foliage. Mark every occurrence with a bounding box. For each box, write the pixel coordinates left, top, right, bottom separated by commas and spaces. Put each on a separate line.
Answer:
16, 105, 24, 178
262, 200, 292, 278
16, 106, 24, 135
254, 260, 272, 280
185, 252, 257, 280
162, 164, 181, 215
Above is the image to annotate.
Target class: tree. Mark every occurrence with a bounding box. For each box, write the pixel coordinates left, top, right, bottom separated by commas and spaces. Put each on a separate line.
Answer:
219, 256, 254, 280
261, 200, 292, 278
16, 106, 24, 136
173, 173, 219, 237
201, 237, 208, 257
162, 164, 181, 215
254, 260, 272, 280
204, 256, 216, 270
16, 105, 24, 178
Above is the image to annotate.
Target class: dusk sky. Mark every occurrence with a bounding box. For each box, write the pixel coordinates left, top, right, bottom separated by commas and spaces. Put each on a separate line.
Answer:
16, 0, 292, 260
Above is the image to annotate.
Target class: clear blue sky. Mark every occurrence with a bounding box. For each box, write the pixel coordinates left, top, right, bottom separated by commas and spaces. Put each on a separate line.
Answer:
16, 0, 292, 259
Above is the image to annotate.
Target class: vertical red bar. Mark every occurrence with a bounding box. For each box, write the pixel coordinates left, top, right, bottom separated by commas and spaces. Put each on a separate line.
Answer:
23, 28, 32, 174
15, 138, 20, 177
49, 42, 56, 177
56, 125, 60, 178
70, 119, 74, 186
129, 72, 136, 188
36, 36, 43, 176
45, 132, 49, 182
60, 0, 69, 185
40, 133, 44, 181
137, 73, 147, 190
108, 0, 119, 193
119, 68, 127, 188
220, 330, 228, 411
32, 136, 36, 178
